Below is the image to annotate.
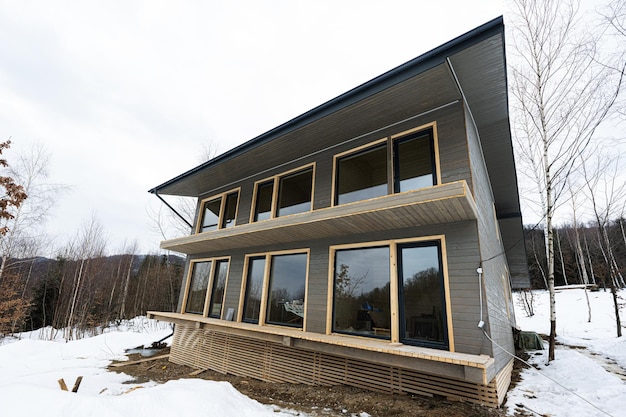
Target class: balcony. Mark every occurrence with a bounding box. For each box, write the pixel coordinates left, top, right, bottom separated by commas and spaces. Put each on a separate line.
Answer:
161, 180, 478, 255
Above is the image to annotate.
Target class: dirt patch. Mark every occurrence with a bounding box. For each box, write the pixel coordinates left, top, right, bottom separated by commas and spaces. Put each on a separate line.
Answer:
109, 347, 508, 417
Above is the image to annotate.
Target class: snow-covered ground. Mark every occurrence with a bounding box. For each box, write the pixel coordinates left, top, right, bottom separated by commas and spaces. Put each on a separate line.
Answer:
0, 290, 623, 417
0, 318, 307, 417
507, 288, 626, 417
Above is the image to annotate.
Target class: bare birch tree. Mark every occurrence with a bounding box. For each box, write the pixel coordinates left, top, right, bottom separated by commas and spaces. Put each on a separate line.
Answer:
63, 215, 107, 340
509, 0, 623, 360
118, 240, 138, 319
0, 142, 66, 284
568, 183, 592, 322
582, 152, 625, 337
601, 0, 626, 119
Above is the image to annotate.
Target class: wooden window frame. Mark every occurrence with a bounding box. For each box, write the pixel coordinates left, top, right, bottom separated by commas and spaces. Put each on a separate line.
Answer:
326, 235, 454, 351
181, 256, 231, 317
249, 163, 316, 223
331, 122, 441, 207
238, 248, 310, 331
196, 188, 241, 234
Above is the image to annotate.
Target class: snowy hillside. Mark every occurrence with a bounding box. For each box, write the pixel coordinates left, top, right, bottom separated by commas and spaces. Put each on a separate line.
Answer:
508, 288, 625, 417
0, 318, 305, 417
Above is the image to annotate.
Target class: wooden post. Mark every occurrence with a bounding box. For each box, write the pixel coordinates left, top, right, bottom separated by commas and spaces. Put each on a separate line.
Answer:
71, 376, 83, 393
57, 379, 68, 391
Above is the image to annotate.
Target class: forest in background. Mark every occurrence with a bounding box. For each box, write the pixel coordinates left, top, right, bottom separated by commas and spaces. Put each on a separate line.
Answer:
525, 220, 626, 290
0, 252, 183, 337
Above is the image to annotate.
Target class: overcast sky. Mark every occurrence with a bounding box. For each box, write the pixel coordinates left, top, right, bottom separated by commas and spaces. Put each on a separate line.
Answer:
2, 1, 513, 254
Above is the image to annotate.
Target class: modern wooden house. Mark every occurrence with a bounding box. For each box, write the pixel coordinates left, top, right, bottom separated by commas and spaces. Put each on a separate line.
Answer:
148, 17, 528, 407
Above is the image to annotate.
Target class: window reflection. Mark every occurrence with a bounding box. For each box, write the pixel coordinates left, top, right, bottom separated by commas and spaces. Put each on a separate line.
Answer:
333, 246, 390, 338
336, 145, 387, 205
200, 199, 221, 232
208, 260, 229, 318
266, 253, 307, 328
394, 130, 435, 192
221, 192, 239, 228
185, 261, 212, 314
398, 243, 446, 346
243, 257, 265, 323
278, 169, 313, 217
254, 181, 273, 221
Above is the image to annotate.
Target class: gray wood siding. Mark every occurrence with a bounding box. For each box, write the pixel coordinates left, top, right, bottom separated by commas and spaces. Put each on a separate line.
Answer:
171, 100, 507, 360
222, 251, 245, 320
464, 104, 516, 373
305, 243, 329, 333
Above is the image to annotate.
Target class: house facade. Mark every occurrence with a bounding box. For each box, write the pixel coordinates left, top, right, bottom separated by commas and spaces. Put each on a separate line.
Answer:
148, 17, 528, 407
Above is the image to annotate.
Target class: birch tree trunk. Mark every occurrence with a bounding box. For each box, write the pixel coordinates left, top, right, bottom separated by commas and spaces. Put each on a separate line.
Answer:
510, 0, 622, 360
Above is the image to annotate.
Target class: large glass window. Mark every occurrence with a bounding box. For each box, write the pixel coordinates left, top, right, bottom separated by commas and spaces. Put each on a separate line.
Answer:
334, 126, 437, 205
185, 261, 212, 314
333, 246, 391, 338
199, 190, 239, 233
208, 260, 229, 318
278, 169, 313, 217
243, 256, 266, 323
331, 239, 448, 349
266, 253, 307, 328
394, 130, 435, 192
336, 144, 387, 205
200, 199, 221, 232
398, 242, 446, 347
221, 192, 239, 229
253, 181, 273, 221
252, 166, 314, 222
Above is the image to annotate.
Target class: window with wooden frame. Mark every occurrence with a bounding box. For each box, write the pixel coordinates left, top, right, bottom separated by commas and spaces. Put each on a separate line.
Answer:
197, 189, 240, 233
183, 257, 230, 317
184, 261, 212, 315
240, 250, 309, 329
333, 124, 439, 206
251, 165, 314, 222
329, 237, 449, 350
208, 259, 230, 318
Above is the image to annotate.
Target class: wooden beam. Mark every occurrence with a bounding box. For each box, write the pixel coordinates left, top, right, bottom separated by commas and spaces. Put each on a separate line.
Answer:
110, 354, 170, 368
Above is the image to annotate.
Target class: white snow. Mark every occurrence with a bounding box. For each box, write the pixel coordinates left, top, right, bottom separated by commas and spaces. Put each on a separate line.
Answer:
0, 318, 304, 417
507, 288, 626, 417
1, 292, 624, 417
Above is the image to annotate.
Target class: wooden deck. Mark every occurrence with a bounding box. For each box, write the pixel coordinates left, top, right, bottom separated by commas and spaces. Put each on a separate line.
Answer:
160, 180, 478, 255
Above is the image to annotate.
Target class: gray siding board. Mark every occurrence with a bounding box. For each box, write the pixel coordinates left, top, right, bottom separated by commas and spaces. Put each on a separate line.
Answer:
222, 252, 245, 320
464, 104, 516, 374
305, 243, 330, 334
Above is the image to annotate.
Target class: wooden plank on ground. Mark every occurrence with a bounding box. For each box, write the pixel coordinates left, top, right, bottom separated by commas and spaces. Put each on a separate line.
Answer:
110, 354, 169, 368
188, 368, 207, 376
58, 378, 68, 391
